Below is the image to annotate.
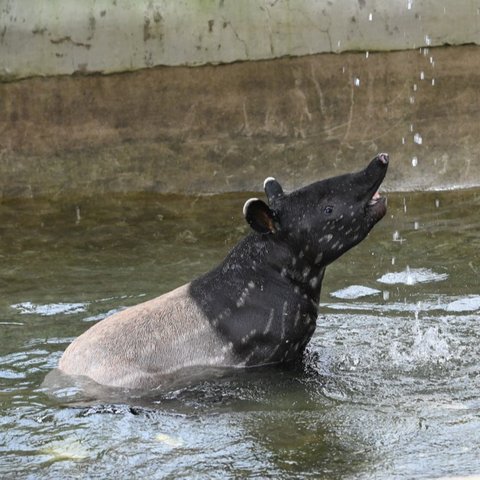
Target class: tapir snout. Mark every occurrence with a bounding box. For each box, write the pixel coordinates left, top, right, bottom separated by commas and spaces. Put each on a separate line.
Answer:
58, 154, 389, 390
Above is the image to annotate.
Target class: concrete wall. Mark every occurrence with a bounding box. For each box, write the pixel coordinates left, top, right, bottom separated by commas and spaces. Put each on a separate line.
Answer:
1, 0, 480, 80
2, 45, 480, 198
1, 1, 480, 197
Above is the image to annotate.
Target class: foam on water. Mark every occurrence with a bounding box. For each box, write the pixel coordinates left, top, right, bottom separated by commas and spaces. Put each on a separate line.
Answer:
11, 302, 88, 316
330, 285, 381, 300
323, 295, 480, 314
445, 296, 480, 312
377, 267, 448, 285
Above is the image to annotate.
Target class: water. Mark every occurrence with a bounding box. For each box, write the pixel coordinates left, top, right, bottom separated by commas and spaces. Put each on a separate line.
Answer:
1, 189, 480, 479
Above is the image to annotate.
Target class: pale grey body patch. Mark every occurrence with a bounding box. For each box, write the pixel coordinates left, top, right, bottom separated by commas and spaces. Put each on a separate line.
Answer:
58, 284, 236, 389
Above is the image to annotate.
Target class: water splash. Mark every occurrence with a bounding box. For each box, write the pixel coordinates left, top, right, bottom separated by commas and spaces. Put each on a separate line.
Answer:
392, 230, 406, 243
389, 323, 452, 369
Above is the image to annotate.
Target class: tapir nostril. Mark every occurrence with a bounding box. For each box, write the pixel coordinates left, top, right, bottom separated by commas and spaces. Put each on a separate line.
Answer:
378, 153, 389, 165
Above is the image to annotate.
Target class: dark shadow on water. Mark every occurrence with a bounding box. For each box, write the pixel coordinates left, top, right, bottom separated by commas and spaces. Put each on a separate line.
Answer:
41, 354, 323, 411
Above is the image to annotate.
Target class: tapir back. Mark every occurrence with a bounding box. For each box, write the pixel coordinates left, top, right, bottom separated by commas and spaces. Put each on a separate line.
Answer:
58, 284, 235, 389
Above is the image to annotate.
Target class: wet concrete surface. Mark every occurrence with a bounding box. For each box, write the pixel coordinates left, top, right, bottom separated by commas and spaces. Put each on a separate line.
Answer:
1, 45, 480, 198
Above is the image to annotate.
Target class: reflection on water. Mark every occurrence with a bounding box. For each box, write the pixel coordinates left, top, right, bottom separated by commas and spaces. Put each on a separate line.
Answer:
1, 190, 479, 479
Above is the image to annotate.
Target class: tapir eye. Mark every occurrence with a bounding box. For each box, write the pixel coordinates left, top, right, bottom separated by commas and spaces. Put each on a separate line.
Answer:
323, 205, 334, 215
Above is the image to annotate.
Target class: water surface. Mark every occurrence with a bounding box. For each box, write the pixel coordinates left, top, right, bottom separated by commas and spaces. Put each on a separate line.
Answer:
1, 190, 479, 479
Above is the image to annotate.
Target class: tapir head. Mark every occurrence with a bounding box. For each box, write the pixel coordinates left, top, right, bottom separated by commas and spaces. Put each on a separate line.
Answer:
243, 153, 389, 267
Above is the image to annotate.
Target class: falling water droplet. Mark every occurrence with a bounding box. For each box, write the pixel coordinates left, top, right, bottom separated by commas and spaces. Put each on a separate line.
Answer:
425, 35, 431, 46
435, 199, 440, 208
409, 96, 415, 104
368, 12, 373, 21
407, 0, 413, 10
412, 156, 418, 167
75, 206, 81, 225
392, 257, 396, 265
431, 78, 435, 86
420, 71, 425, 80
365, 51, 369, 59
413, 84, 417, 91
402, 137, 406, 145
383, 290, 390, 301
414, 133, 423, 145
414, 221, 419, 230
354, 77, 361, 87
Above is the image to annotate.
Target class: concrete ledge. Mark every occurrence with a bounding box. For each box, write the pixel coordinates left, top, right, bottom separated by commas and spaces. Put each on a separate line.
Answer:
1, 45, 479, 198
1, 0, 480, 80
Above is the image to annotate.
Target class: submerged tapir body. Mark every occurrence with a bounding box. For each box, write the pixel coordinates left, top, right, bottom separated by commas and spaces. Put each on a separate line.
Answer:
59, 154, 389, 389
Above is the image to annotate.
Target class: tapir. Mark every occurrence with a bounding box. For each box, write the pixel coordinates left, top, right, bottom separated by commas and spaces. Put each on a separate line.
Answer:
58, 153, 389, 389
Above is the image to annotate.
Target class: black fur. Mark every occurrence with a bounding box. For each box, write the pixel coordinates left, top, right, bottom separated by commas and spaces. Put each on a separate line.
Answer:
189, 153, 389, 367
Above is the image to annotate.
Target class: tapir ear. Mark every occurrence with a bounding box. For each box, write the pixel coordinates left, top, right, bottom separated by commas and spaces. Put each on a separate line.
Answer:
243, 198, 278, 234
264, 177, 284, 206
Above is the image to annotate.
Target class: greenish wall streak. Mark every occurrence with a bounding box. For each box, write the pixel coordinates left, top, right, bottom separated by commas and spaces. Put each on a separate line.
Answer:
1, 0, 480, 81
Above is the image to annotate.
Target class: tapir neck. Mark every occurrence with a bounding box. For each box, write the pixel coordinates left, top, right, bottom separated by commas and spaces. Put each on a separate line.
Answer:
188, 233, 326, 364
